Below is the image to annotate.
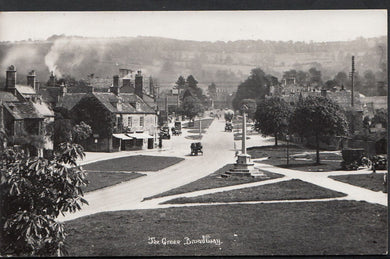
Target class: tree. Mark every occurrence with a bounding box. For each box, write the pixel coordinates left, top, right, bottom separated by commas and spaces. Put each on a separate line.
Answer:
232, 68, 272, 110
186, 75, 198, 88
254, 97, 292, 146
224, 109, 234, 121
240, 99, 257, 120
72, 96, 115, 139
290, 96, 348, 164
182, 96, 204, 121
175, 76, 186, 90
53, 119, 72, 147
52, 108, 92, 148
308, 67, 322, 86
363, 70, 376, 95
324, 79, 337, 90
372, 108, 387, 129
208, 82, 217, 99
0, 143, 88, 256
72, 121, 92, 144
334, 71, 348, 86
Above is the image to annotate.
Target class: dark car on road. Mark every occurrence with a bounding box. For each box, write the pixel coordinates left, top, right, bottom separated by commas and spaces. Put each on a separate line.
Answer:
160, 126, 171, 139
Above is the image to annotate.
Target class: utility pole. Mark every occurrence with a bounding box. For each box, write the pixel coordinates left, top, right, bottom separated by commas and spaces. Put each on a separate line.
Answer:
350, 56, 355, 107
349, 56, 356, 134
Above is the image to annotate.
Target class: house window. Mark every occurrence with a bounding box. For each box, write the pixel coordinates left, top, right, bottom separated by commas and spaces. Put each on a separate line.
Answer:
140, 116, 144, 127
128, 117, 132, 127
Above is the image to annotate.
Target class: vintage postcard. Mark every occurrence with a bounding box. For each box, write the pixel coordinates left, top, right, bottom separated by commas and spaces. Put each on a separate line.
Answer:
0, 9, 387, 256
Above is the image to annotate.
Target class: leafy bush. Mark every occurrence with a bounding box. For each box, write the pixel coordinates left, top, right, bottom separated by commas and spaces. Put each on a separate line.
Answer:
0, 143, 88, 256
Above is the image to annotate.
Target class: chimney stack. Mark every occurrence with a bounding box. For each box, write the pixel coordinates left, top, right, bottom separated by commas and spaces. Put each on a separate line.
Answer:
112, 75, 120, 95
49, 71, 56, 87
135, 70, 143, 99
6, 65, 16, 93
27, 70, 37, 91
149, 76, 154, 96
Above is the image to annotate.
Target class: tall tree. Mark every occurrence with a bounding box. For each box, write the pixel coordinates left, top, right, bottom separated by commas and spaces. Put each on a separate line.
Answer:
290, 96, 348, 164
232, 68, 272, 110
254, 97, 292, 146
208, 82, 217, 99
308, 67, 322, 86
0, 143, 88, 256
186, 75, 198, 88
334, 71, 348, 86
371, 108, 387, 129
175, 76, 186, 90
181, 96, 204, 121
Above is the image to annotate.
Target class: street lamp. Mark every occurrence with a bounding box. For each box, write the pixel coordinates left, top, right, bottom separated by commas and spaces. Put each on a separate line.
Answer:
282, 118, 290, 167
286, 134, 290, 167
199, 114, 202, 138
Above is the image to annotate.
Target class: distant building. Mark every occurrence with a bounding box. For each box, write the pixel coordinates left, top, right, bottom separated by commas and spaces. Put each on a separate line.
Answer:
1, 66, 54, 156
65, 71, 159, 152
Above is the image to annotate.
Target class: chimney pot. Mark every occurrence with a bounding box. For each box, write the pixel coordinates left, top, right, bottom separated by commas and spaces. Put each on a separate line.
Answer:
135, 71, 143, 99
27, 70, 37, 90
112, 75, 120, 95
6, 65, 17, 92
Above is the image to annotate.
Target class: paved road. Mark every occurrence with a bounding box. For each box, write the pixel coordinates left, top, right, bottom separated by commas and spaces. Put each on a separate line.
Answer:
59, 118, 235, 222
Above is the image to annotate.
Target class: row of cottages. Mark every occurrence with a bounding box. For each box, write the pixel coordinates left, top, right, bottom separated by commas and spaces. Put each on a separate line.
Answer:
0, 66, 54, 156
39, 69, 158, 152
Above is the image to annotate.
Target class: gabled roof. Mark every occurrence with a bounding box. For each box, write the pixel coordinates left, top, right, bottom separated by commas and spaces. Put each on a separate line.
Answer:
4, 101, 44, 120
15, 84, 36, 95
0, 91, 19, 102
91, 92, 155, 114
57, 93, 86, 111
38, 87, 60, 103
120, 93, 155, 113
32, 100, 54, 117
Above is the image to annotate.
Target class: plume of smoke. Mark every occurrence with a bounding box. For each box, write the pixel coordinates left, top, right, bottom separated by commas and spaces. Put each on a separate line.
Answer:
44, 43, 62, 77
0, 45, 39, 77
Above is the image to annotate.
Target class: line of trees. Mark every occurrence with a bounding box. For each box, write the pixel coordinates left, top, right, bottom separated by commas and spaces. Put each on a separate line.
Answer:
254, 96, 348, 164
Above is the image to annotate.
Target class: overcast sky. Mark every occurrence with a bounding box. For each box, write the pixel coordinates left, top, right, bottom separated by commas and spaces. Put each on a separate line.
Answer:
0, 10, 387, 42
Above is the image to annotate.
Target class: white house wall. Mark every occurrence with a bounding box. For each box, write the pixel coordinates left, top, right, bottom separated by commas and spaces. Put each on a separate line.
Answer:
122, 114, 157, 134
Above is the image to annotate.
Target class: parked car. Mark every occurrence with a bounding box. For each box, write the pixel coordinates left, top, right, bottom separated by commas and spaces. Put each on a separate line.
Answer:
160, 126, 171, 139
341, 148, 371, 170
371, 155, 387, 170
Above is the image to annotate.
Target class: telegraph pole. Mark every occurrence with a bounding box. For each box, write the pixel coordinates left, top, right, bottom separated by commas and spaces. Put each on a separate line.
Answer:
350, 56, 355, 107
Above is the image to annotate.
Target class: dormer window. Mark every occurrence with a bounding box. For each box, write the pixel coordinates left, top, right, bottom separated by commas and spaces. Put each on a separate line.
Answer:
136, 103, 140, 111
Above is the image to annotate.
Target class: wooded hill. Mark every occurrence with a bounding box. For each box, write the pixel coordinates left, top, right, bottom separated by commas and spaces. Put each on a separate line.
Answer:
0, 35, 386, 93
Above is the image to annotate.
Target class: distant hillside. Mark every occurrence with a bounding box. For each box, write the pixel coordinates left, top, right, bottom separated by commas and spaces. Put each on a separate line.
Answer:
0, 35, 387, 93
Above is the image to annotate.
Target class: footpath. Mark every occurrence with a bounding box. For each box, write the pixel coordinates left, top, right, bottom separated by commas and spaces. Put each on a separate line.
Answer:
59, 118, 235, 222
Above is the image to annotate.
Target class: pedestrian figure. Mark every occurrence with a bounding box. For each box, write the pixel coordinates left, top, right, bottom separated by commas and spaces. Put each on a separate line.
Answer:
384, 173, 387, 193
372, 162, 376, 173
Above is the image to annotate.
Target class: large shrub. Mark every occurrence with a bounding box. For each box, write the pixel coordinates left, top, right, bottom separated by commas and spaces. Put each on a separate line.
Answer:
0, 143, 88, 256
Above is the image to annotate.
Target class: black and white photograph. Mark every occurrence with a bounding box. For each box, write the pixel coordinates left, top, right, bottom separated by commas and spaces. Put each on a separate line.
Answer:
0, 8, 388, 256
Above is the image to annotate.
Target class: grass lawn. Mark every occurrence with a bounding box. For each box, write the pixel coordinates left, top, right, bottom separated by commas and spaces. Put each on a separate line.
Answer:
233, 133, 251, 140
187, 129, 207, 134
84, 171, 145, 192
65, 200, 387, 256
329, 173, 387, 192
183, 118, 214, 130
83, 155, 184, 172
163, 179, 346, 204
248, 145, 343, 172
185, 135, 203, 140
143, 164, 283, 201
